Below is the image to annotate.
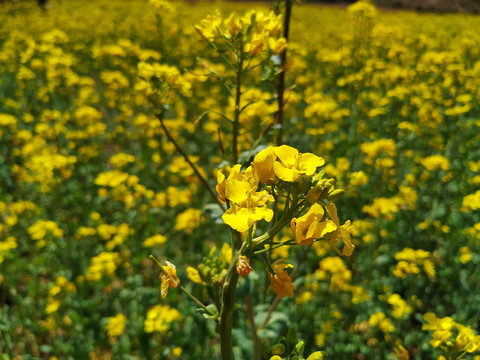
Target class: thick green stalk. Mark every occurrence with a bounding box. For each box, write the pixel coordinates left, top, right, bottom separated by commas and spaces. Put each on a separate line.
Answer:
219, 252, 241, 360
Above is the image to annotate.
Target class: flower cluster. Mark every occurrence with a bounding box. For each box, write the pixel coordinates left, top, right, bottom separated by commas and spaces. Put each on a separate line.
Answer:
423, 312, 480, 355
195, 10, 287, 56
393, 248, 435, 279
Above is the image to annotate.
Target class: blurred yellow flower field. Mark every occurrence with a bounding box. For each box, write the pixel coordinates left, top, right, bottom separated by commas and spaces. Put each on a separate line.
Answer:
0, 0, 479, 359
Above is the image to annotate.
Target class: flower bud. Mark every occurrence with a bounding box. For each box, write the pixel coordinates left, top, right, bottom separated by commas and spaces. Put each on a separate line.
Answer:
271, 343, 285, 356
306, 186, 323, 203
294, 341, 304, 355
287, 326, 298, 351
327, 189, 345, 202
311, 170, 326, 185
197, 264, 210, 281
307, 351, 324, 360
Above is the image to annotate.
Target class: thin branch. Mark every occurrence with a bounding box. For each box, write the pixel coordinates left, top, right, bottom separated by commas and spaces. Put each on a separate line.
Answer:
156, 112, 226, 212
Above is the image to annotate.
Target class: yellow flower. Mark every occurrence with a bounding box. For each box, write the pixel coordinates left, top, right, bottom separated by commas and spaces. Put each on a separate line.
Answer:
422, 312, 454, 347
387, 294, 412, 319
160, 261, 180, 299
216, 170, 227, 203
142, 234, 167, 247
421, 155, 450, 171
222, 174, 274, 232
369, 312, 394, 333
186, 266, 203, 284
95, 170, 129, 187
105, 314, 126, 339
144, 305, 181, 333
394, 345, 409, 360
459, 246, 472, 264
268, 37, 287, 55
223, 202, 273, 232
251, 146, 276, 184
455, 325, 475, 350
85, 252, 119, 282
307, 352, 324, 360
171, 347, 182, 357
109, 152, 135, 168
465, 335, 480, 353
219, 243, 232, 264
422, 313, 454, 331
290, 203, 336, 246
269, 259, 296, 299
323, 204, 355, 256
273, 145, 325, 182
174, 208, 203, 234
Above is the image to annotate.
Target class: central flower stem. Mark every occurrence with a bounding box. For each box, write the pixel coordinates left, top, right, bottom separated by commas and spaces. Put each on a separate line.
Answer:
219, 252, 240, 360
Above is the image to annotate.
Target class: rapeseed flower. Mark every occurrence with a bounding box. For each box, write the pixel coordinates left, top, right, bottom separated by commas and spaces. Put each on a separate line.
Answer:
144, 305, 181, 333
290, 203, 336, 246
105, 314, 127, 339
273, 145, 325, 182
160, 261, 180, 299
269, 259, 296, 299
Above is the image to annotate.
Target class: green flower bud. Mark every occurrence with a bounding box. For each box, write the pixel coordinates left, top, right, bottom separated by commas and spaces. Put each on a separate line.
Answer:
326, 189, 345, 202
307, 351, 324, 360
287, 326, 298, 352
197, 264, 209, 280
294, 341, 305, 355
306, 187, 323, 203
271, 343, 285, 356
312, 170, 326, 185
208, 246, 217, 258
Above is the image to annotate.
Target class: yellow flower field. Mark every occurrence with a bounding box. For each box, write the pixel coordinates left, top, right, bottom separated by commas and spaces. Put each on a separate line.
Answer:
0, 0, 479, 359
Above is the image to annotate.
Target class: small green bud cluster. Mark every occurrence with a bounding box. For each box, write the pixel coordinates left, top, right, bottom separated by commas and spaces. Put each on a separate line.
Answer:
261, 326, 315, 359
196, 246, 229, 285
306, 171, 344, 204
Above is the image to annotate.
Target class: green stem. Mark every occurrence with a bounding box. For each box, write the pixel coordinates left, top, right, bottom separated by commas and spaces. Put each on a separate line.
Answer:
156, 111, 226, 212
253, 239, 295, 255
219, 251, 242, 360
232, 43, 244, 163
251, 217, 290, 249
456, 350, 468, 360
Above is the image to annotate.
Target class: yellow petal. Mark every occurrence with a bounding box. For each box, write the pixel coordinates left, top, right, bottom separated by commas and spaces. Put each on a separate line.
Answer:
186, 266, 203, 284
275, 145, 298, 167
225, 179, 251, 204
297, 153, 325, 176
252, 146, 276, 183
222, 206, 253, 233
325, 203, 340, 226
160, 275, 169, 298
318, 220, 337, 236
340, 227, 355, 256
274, 161, 298, 182
219, 242, 232, 264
